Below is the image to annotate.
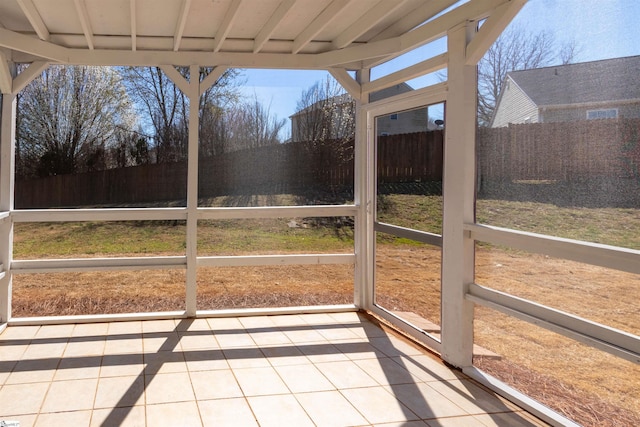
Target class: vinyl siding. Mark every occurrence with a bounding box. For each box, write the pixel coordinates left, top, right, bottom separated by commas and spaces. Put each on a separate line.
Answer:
491, 77, 539, 128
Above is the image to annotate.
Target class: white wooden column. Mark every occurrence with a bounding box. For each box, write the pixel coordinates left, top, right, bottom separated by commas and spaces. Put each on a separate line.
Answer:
353, 68, 372, 309
185, 64, 200, 317
0, 92, 16, 323
440, 21, 477, 368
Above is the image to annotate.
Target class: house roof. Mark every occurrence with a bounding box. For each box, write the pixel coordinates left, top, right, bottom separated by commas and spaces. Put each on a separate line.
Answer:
507, 55, 640, 107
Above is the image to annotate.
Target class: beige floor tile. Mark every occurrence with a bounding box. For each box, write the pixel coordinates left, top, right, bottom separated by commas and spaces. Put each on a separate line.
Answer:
260, 344, 308, 366
107, 321, 142, 335
94, 375, 145, 408
0, 343, 28, 361
374, 421, 428, 427
0, 362, 15, 385
384, 382, 469, 419
103, 334, 143, 355
41, 378, 98, 412
368, 335, 425, 357
34, 324, 74, 339
222, 347, 270, 369
274, 364, 334, 393
297, 341, 350, 363
340, 386, 421, 424
347, 321, 391, 339
425, 415, 488, 426
282, 327, 328, 343
54, 355, 101, 380
100, 353, 144, 377
392, 355, 464, 382
232, 366, 290, 396
314, 360, 378, 389
198, 397, 258, 427
327, 311, 363, 323
247, 394, 314, 427
269, 314, 306, 327
300, 313, 337, 326
0, 382, 50, 416
176, 318, 212, 332
142, 332, 182, 353
6, 358, 58, 384
21, 342, 67, 360
0, 414, 37, 427
143, 350, 187, 374
474, 412, 549, 427
314, 325, 362, 341
190, 369, 243, 400
91, 405, 146, 427
34, 410, 92, 427
178, 331, 219, 350
184, 348, 229, 372
141, 319, 176, 334
144, 371, 195, 404
206, 317, 245, 331
214, 331, 256, 348
238, 315, 275, 330
63, 339, 105, 357
427, 379, 513, 415
0, 325, 39, 340
249, 329, 292, 346
355, 357, 422, 385
342, 341, 389, 360
72, 323, 109, 337
295, 390, 368, 427
146, 401, 203, 427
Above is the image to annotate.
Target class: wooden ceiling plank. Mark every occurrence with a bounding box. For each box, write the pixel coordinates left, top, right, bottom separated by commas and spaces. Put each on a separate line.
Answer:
332, 0, 405, 50
130, 0, 137, 51
291, 0, 350, 54
174, 0, 192, 51
213, 0, 242, 53
371, 0, 458, 42
73, 0, 95, 50
0, 28, 68, 62
253, 0, 296, 53
16, 0, 50, 41
465, 0, 526, 65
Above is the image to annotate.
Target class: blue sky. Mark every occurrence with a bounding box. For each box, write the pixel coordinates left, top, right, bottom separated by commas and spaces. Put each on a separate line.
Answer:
238, 0, 640, 139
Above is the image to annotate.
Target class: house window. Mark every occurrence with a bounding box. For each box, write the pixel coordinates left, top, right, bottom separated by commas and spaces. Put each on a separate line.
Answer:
586, 108, 618, 120
390, 114, 398, 120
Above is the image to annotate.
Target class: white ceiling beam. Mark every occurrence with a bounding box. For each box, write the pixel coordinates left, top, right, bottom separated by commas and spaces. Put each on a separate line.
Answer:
360, 0, 507, 69
213, 0, 242, 53
200, 66, 228, 96
332, 0, 404, 50
253, 0, 296, 53
73, 0, 95, 50
0, 51, 12, 94
362, 52, 447, 95
371, 0, 458, 42
291, 0, 349, 54
465, 0, 526, 65
173, 0, 192, 51
12, 60, 48, 94
160, 65, 191, 94
0, 28, 68, 62
16, 0, 50, 41
329, 67, 361, 101
130, 0, 137, 51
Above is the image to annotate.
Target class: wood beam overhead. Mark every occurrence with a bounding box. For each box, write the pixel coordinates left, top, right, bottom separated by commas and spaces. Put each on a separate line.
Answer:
174, 0, 192, 51
331, 0, 404, 50
73, 0, 95, 50
16, 0, 50, 41
130, 0, 137, 51
253, 0, 296, 53
213, 0, 242, 53
0, 51, 12, 94
291, 0, 350, 54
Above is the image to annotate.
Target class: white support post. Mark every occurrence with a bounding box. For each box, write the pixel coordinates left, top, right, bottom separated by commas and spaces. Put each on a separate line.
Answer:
0, 93, 16, 323
185, 65, 200, 317
440, 21, 477, 368
353, 68, 372, 309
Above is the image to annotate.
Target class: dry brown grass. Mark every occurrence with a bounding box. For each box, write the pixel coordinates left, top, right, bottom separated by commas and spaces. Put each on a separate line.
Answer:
9, 245, 640, 426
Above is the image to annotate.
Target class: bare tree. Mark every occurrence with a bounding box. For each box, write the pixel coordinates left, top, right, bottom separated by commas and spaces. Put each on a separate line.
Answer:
224, 95, 286, 151
122, 66, 241, 162
17, 65, 137, 178
292, 76, 355, 143
477, 25, 580, 126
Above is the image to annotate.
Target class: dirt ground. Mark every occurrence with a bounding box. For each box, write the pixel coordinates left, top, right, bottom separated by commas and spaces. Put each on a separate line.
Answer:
10, 244, 640, 426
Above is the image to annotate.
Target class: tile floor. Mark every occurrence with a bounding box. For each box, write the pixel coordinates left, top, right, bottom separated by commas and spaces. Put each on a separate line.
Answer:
0, 312, 549, 427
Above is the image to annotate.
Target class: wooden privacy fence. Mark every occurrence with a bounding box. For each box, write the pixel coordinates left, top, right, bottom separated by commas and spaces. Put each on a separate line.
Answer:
477, 118, 640, 182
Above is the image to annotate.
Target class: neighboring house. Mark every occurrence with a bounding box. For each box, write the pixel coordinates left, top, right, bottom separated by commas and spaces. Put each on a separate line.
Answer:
290, 83, 431, 142
491, 55, 640, 128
